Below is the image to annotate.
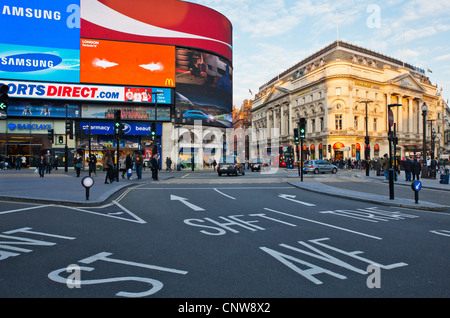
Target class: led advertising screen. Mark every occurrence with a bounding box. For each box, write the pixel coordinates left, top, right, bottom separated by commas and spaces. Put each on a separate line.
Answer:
80, 0, 232, 61
1, 80, 172, 104
81, 104, 170, 121
80, 39, 175, 87
0, 0, 80, 82
175, 48, 232, 128
0, 44, 80, 83
0, 0, 80, 50
7, 100, 80, 118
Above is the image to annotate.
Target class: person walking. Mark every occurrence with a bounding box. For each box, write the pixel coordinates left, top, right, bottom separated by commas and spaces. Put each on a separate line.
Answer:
88, 154, 97, 176
151, 153, 159, 181
381, 154, 390, 181
37, 155, 46, 178
103, 152, 114, 184
125, 153, 133, 180
74, 153, 83, 177
412, 158, 421, 181
119, 154, 126, 179
403, 157, 413, 182
212, 159, 217, 171
135, 151, 143, 180
45, 151, 53, 174
165, 157, 172, 172
15, 154, 22, 170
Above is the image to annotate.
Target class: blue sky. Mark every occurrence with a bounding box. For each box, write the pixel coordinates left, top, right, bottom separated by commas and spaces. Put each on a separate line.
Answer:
186, 0, 450, 108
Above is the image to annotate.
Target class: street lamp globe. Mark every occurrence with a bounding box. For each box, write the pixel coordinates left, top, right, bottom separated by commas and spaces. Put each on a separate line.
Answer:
421, 102, 428, 113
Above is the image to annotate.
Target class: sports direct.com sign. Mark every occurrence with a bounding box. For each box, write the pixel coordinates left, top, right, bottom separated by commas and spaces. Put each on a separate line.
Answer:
1, 80, 172, 104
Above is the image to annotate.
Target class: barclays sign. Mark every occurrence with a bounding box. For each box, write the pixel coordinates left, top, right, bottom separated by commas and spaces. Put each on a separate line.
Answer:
8, 123, 52, 130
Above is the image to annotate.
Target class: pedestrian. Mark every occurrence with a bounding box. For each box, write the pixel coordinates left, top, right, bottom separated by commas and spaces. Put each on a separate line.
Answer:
15, 154, 21, 170
21, 155, 27, 169
37, 155, 46, 177
45, 151, 53, 174
74, 153, 83, 177
403, 157, 413, 182
125, 153, 133, 180
54, 155, 59, 170
212, 159, 217, 171
88, 154, 97, 176
135, 151, 143, 180
103, 152, 114, 184
412, 158, 421, 181
151, 153, 159, 181
166, 157, 172, 172
119, 154, 126, 179
381, 154, 390, 180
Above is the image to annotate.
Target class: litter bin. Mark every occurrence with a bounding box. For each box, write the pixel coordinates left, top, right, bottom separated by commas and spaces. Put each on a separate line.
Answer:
440, 174, 449, 184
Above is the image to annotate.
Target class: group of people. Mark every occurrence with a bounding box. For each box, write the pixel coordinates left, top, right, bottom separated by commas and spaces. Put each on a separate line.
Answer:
102, 151, 160, 184
36, 152, 56, 178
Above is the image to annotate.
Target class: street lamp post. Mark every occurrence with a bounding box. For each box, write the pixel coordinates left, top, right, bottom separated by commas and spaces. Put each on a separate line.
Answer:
388, 103, 402, 200
358, 99, 373, 176
150, 91, 163, 157
421, 103, 428, 178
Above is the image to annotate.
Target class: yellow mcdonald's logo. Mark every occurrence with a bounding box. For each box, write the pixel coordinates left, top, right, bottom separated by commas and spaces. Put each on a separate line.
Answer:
165, 78, 174, 87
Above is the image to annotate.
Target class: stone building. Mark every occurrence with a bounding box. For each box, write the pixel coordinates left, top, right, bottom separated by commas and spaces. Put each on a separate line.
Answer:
250, 41, 445, 162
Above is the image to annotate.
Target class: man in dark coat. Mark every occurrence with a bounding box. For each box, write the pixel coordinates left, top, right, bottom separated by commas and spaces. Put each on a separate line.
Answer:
403, 157, 413, 181
151, 154, 159, 181
412, 158, 421, 181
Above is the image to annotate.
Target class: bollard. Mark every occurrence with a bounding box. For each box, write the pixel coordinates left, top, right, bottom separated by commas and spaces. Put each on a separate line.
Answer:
81, 176, 95, 200
411, 180, 422, 204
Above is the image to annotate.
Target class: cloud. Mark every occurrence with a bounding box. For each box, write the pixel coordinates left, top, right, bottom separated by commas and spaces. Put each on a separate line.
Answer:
434, 54, 450, 62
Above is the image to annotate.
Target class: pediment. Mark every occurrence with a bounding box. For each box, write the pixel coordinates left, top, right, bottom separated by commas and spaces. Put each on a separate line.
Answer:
262, 85, 289, 104
389, 74, 425, 92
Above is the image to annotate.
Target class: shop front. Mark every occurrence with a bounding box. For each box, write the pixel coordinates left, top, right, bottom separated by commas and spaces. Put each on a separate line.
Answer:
0, 119, 65, 167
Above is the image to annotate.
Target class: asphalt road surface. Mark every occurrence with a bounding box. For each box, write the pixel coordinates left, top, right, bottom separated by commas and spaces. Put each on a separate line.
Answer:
0, 173, 449, 302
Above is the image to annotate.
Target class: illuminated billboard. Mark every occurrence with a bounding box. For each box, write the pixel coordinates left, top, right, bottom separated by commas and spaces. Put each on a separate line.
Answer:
175, 48, 232, 128
80, 38, 175, 87
81, 0, 232, 61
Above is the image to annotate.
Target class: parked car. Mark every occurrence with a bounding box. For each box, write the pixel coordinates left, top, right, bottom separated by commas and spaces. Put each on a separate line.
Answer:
218, 155, 245, 176
303, 160, 338, 174
183, 110, 214, 123
249, 158, 262, 172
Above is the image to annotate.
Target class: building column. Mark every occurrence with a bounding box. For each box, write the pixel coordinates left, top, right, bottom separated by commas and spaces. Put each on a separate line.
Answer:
397, 95, 403, 133
408, 98, 413, 134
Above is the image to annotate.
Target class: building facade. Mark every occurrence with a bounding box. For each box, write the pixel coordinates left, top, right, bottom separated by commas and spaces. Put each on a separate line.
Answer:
251, 41, 446, 162
0, 0, 232, 170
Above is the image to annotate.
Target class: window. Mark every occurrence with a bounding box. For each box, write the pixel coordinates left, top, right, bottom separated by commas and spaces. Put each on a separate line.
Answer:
335, 115, 342, 130
336, 87, 341, 96
373, 118, 377, 132
320, 117, 324, 131
311, 119, 315, 132
354, 116, 359, 130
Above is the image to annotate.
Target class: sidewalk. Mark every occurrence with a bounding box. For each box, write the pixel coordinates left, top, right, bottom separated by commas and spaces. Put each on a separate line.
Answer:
288, 170, 449, 212
0, 168, 168, 206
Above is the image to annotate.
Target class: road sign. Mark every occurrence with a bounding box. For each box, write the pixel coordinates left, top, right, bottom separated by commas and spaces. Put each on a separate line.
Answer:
388, 109, 394, 127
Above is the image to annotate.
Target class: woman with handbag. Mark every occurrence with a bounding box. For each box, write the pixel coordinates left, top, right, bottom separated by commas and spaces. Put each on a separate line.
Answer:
74, 153, 83, 177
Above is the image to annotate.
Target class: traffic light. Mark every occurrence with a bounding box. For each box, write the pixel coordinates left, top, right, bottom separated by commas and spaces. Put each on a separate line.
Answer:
0, 84, 9, 114
293, 128, 299, 144
47, 129, 54, 142
65, 119, 73, 139
58, 135, 64, 144
150, 122, 156, 141
299, 118, 306, 139
328, 145, 331, 153
114, 110, 124, 138
364, 136, 370, 145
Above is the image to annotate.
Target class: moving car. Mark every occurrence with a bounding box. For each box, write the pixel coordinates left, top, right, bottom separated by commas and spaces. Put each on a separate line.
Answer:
183, 110, 214, 123
303, 160, 338, 174
249, 158, 262, 172
217, 155, 245, 176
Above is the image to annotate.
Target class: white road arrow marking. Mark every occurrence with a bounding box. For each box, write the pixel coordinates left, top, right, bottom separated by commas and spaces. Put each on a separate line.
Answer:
170, 195, 205, 211
278, 194, 316, 206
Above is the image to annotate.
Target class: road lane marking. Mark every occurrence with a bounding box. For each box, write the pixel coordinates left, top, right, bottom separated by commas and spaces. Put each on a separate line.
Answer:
264, 208, 382, 240
0, 204, 55, 215
278, 194, 316, 206
170, 195, 205, 211
214, 188, 236, 200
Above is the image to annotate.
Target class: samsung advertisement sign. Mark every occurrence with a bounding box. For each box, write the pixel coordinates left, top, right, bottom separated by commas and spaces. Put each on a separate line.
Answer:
0, 0, 80, 82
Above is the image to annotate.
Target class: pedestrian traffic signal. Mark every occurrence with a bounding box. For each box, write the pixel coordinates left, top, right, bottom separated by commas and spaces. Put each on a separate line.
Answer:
114, 110, 124, 138
299, 118, 306, 139
151, 122, 156, 141
47, 129, 54, 142
65, 119, 73, 139
293, 128, 299, 144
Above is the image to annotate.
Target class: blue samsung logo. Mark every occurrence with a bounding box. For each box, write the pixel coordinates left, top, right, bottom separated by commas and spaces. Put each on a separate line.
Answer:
0, 53, 62, 72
